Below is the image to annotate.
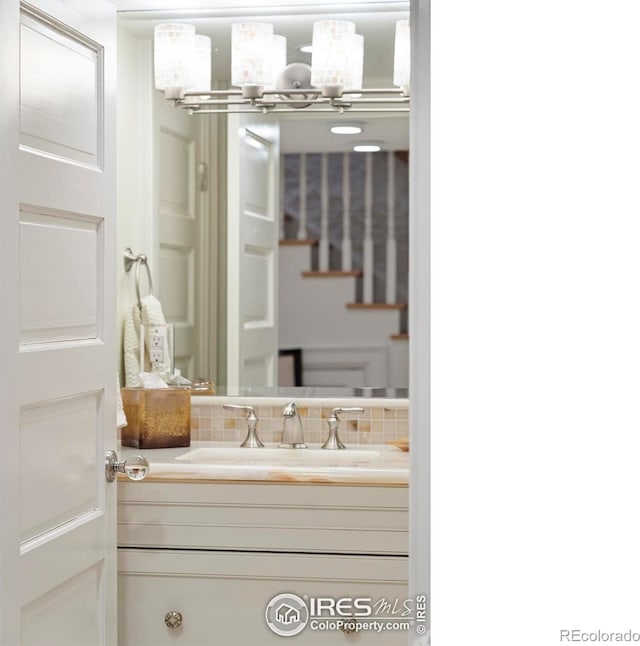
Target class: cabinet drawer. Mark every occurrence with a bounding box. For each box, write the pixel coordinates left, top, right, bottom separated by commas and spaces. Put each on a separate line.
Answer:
118, 481, 409, 555
118, 549, 409, 646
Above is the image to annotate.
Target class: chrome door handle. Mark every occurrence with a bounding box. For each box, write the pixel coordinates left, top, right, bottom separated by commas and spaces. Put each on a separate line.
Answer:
104, 450, 149, 482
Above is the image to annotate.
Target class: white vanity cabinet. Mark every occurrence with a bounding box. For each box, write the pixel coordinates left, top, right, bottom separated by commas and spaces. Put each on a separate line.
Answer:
117, 480, 409, 645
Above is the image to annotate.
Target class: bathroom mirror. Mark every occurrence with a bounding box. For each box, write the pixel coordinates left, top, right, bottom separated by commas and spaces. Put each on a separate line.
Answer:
116, 1, 410, 396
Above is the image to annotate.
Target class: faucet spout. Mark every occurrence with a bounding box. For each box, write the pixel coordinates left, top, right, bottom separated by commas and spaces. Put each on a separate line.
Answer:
279, 402, 307, 449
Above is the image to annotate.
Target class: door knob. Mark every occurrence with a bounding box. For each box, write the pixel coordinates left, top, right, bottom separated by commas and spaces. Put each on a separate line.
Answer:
105, 450, 149, 482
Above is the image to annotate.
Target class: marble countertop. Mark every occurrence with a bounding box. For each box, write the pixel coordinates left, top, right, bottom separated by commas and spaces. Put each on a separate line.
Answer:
119, 440, 409, 485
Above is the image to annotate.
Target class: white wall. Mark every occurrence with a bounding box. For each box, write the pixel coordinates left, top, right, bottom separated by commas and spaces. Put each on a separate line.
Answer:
431, 1, 640, 644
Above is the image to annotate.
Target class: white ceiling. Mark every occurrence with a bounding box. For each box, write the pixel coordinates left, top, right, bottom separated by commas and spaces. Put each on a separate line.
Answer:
117, 0, 410, 152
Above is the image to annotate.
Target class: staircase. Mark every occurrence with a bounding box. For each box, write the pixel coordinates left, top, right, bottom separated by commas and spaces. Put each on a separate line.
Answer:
278, 240, 408, 389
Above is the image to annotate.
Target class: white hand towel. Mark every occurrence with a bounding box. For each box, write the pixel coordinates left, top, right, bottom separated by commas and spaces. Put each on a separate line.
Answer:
123, 294, 171, 387
123, 300, 143, 387
116, 373, 128, 428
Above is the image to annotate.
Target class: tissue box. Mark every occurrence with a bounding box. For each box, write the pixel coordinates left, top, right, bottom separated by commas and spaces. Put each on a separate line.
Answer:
120, 387, 191, 449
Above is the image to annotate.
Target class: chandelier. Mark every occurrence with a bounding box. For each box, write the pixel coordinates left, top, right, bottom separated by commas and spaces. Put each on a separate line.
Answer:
153, 19, 410, 115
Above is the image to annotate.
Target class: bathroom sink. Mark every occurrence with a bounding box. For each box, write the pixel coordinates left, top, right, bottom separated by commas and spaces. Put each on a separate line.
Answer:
118, 441, 408, 484
174, 446, 382, 465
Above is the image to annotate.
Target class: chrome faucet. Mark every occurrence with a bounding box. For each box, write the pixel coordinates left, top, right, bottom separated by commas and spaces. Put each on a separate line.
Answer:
322, 407, 365, 449
223, 404, 264, 448
279, 402, 306, 449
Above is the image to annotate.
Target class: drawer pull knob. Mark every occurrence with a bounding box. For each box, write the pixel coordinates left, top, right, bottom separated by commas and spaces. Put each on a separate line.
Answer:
341, 618, 358, 634
165, 611, 183, 629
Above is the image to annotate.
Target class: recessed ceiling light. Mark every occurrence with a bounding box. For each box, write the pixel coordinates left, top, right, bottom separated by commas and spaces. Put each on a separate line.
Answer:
353, 143, 382, 152
330, 123, 363, 135
298, 44, 313, 54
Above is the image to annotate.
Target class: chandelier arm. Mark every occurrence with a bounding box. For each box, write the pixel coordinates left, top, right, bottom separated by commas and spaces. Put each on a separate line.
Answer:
337, 97, 410, 104
180, 87, 409, 100
262, 87, 407, 97
182, 89, 243, 98
175, 95, 408, 109
184, 106, 410, 115
178, 98, 269, 107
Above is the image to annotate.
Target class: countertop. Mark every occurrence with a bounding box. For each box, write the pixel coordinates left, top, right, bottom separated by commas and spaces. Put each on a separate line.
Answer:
119, 440, 409, 485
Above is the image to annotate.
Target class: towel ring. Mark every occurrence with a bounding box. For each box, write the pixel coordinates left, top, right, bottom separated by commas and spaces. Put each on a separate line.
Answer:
124, 247, 154, 310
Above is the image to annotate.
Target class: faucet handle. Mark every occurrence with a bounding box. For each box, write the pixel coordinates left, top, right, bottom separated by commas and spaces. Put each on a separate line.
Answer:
282, 401, 298, 416
223, 404, 264, 448
322, 407, 365, 450
331, 407, 365, 419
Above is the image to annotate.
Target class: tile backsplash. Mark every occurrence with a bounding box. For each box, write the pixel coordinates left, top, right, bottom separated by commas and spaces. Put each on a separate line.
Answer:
190, 396, 409, 446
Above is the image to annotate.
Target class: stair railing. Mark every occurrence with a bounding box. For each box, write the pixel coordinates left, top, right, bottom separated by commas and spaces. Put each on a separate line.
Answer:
282, 151, 408, 310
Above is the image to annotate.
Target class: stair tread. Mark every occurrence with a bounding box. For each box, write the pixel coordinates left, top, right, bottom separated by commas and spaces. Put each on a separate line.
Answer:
302, 270, 362, 278
280, 238, 318, 246
347, 302, 407, 310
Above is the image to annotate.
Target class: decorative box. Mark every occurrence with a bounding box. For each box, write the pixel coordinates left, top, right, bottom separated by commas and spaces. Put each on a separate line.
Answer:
120, 387, 191, 449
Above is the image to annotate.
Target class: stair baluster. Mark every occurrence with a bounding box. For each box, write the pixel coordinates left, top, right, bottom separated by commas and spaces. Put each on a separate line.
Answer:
341, 152, 352, 271
386, 151, 397, 304
297, 153, 307, 240
363, 152, 374, 304
319, 153, 330, 271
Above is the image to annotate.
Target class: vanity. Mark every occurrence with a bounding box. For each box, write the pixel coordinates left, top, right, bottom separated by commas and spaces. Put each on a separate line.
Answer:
117, 397, 409, 645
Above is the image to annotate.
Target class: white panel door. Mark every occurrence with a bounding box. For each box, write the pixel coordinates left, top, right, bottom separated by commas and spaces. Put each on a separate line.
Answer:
154, 89, 203, 379
227, 115, 280, 389
0, 1, 117, 644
